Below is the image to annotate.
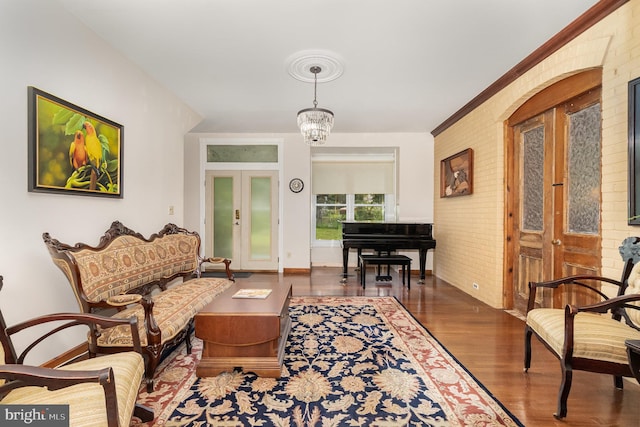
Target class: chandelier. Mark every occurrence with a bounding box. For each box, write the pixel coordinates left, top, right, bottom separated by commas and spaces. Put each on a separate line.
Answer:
297, 66, 334, 146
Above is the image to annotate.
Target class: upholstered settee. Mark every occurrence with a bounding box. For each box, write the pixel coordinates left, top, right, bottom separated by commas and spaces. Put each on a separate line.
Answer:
42, 221, 235, 392
0, 276, 153, 427
524, 236, 640, 418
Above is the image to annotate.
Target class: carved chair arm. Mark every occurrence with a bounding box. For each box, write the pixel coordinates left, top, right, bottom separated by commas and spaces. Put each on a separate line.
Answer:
527, 275, 623, 312
567, 293, 640, 330
0, 364, 113, 395
562, 293, 640, 360
139, 296, 160, 341
569, 293, 640, 315
106, 294, 143, 307
5, 313, 143, 363
197, 257, 234, 281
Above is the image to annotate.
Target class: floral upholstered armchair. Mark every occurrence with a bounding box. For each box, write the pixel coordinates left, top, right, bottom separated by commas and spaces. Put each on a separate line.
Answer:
0, 276, 153, 427
524, 237, 640, 418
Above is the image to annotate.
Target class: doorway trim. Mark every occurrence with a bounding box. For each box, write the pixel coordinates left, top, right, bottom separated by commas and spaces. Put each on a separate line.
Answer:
198, 137, 284, 272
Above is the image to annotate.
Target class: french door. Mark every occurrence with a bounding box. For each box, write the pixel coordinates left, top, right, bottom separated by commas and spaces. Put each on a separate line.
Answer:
508, 74, 602, 315
205, 170, 279, 271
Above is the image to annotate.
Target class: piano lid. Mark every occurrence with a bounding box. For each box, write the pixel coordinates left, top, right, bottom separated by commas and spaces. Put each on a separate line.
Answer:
341, 221, 432, 237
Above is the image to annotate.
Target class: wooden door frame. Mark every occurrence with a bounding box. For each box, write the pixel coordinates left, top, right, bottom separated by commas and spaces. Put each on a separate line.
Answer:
503, 68, 602, 309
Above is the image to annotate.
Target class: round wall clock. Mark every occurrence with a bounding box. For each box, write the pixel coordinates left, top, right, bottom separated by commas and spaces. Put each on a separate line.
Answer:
289, 178, 304, 193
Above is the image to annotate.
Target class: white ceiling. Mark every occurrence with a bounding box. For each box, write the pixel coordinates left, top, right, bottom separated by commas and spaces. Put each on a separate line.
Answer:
58, 0, 600, 134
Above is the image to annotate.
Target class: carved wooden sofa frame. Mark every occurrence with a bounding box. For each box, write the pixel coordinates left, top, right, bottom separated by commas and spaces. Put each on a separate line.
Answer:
43, 221, 235, 391
524, 237, 640, 418
0, 275, 153, 426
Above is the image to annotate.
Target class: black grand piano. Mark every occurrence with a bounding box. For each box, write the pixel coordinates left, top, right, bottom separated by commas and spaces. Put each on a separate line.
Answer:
341, 222, 436, 283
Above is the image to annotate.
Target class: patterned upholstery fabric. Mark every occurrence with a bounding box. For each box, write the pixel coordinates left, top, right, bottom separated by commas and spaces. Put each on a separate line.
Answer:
624, 262, 640, 326
42, 222, 234, 395
97, 278, 233, 347
527, 308, 640, 364
1, 352, 144, 427
72, 234, 200, 303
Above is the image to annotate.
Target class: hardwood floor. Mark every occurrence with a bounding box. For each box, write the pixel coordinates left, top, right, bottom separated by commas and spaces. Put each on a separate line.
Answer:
234, 267, 640, 427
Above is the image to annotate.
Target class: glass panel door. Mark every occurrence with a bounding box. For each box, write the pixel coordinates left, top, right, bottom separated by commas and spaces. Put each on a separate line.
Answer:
249, 176, 272, 260
212, 176, 234, 258
206, 171, 241, 266
206, 170, 278, 271
522, 125, 545, 232
241, 171, 279, 270
566, 103, 601, 234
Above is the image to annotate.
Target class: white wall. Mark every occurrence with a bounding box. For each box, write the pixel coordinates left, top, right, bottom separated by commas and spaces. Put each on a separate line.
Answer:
184, 132, 434, 270
0, 1, 201, 360
0, 1, 435, 361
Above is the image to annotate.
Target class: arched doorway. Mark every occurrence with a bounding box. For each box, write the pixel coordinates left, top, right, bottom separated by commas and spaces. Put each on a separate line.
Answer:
505, 69, 603, 315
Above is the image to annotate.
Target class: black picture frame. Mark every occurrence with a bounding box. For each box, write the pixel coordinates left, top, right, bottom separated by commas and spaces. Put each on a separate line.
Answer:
28, 86, 123, 198
628, 77, 640, 224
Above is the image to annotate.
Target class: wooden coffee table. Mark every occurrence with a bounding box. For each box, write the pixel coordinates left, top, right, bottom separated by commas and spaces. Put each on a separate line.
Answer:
194, 282, 292, 378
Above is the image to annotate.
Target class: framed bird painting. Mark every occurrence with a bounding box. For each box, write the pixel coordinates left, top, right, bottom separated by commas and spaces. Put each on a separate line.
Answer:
27, 86, 123, 198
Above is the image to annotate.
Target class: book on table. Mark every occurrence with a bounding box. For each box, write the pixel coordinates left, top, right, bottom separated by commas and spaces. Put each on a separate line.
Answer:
232, 288, 272, 299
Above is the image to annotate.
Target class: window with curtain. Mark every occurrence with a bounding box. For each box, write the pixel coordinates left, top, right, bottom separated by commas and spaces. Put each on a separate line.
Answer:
311, 151, 397, 245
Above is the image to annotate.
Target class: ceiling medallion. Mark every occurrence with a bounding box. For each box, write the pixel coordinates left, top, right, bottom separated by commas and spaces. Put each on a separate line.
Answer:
286, 50, 344, 83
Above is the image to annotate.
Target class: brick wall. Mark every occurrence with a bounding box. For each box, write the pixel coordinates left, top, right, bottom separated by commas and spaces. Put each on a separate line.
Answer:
433, 1, 640, 308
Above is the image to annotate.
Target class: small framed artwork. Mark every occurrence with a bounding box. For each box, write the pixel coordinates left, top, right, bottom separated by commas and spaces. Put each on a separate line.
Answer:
629, 77, 640, 225
28, 86, 123, 198
440, 148, 473, 198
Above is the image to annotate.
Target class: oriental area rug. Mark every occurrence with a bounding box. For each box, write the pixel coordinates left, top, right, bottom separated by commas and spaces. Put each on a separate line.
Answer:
132, 296, 522, 426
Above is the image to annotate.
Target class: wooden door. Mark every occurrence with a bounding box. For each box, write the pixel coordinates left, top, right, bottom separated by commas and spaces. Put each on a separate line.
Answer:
507, 71, 602, 315
511, 112, 554, 314
553, 90, 602, 301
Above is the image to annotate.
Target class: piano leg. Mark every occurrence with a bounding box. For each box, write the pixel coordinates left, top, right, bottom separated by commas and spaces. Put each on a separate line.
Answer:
418, 249, 427, 284
341, 247, 349, 283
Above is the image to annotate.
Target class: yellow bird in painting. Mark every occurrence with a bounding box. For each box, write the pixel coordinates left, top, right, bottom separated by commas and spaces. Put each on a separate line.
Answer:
83, 121, 103, 170
69, 130, 87, 170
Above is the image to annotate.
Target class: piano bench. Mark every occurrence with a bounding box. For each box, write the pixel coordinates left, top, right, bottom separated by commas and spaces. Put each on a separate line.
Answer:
359, 254, 411, 289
